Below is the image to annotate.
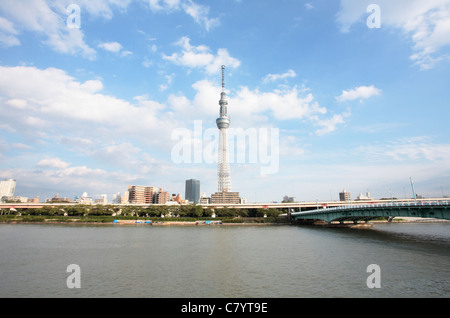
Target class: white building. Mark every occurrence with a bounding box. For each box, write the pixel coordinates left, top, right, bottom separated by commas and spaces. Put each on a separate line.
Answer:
2, 196, 27, 203
356, 192, 372, 201
75, 192, 93, 204
0, 179, 16, 198
112, 192, 121, 204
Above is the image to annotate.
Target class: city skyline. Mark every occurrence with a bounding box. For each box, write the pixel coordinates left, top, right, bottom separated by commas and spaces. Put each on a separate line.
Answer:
1, 1, 450, 202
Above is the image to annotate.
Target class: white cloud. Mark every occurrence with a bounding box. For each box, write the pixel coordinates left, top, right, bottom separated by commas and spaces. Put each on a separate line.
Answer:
71, 0, 133, 19
5, 163, 137, 198
0, 0, 96, 59
0, 17, 20, 47
142, 57, 153, 68
98, 41, 132, 56
146, 0, 219, 31
232, 86, 326, 123
147, 0, 181, 11
0, 0, 135, 59
336, 0, 450, 69
263, 69, 297, 83
0, 65, 176, 147
11, 143, 33, 150
165, 78, 331, 130
313, 111, 351, 136
98, 41, 122, 52
336, 85, 381, 102
360, 136, 450, 162
182, 0, 220, 31
37, 158, 71, 169
162, 36, 241, 74
0, 64, 188, 196
164, 76, 346, 135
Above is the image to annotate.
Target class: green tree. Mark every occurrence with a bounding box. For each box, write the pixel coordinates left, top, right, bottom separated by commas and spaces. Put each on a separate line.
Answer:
192, 205, 203, 218
145, 206, 161, 217
236, 209, 249, 217
255, 208, 267, 217
158, 205, 169, 217
216, 207, 236, 217
265, 208, 281, 217
203, 207, 213, 217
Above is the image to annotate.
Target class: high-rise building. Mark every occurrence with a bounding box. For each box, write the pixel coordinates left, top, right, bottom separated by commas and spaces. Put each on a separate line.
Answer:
0, 179, 16, 198
128, 185, 158, 204
339, 190, 351, 202
216, 65, 232, 193
156, 189, 170, 204
185, 179, 200, 204
128, 185, 144, 203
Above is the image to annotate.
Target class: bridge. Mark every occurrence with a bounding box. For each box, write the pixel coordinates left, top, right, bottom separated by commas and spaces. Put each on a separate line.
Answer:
290, 200, 450, 224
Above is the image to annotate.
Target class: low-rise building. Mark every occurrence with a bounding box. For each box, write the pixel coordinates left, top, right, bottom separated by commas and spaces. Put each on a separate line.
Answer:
211, 191, 240, 204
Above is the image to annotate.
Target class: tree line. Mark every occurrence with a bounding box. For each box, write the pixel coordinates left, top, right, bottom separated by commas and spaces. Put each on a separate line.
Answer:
12, 204, 284, 219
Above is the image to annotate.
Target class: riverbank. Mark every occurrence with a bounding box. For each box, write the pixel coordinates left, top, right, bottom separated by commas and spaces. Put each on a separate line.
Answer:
0, 221, 289, 226
0, 215, 290, 226
1, 216, 448, 226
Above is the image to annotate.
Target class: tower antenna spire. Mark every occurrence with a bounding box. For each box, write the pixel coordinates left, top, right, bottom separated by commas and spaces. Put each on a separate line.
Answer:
221, 65, 225, 92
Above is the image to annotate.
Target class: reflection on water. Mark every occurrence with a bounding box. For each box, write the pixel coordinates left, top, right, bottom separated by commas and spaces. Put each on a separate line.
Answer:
0, 223, 448, 298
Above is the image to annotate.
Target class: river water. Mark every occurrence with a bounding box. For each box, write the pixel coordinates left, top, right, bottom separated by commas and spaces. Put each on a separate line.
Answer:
0, 223, 449, 298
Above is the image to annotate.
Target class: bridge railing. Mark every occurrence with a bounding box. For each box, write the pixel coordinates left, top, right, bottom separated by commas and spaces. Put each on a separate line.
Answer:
293, 200, 449, 215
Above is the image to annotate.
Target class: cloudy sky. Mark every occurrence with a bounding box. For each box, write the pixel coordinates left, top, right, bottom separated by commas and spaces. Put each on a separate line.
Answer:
1, 0, 450, 202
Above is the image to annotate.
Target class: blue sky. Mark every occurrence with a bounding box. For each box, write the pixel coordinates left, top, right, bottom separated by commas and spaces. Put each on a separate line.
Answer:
1, 0, 450, 202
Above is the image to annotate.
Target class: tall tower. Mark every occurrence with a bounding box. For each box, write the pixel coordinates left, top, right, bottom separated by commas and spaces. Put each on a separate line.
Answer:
216, 65, 232, 192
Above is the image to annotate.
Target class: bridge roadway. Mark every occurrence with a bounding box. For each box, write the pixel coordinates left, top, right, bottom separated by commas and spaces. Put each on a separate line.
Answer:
290, 200, 450, 224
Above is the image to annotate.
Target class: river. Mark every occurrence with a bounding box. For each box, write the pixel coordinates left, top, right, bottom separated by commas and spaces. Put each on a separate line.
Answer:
0, 222, 449, 298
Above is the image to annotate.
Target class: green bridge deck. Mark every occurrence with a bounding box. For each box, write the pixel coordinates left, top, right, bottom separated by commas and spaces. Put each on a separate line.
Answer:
290, 201, 450, 224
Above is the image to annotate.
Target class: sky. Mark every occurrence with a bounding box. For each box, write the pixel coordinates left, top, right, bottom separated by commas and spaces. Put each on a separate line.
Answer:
0, 0, 450, 203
